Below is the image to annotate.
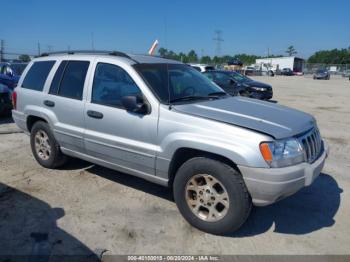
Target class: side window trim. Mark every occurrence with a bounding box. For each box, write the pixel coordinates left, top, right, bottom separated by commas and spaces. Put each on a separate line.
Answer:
91, 62, 145, 110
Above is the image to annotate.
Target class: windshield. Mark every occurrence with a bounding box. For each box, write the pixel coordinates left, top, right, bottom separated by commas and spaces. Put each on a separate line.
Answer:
228, 71, 251, 82
10, 63, 28, 75
316, 69, 326, 73
134, 63, 226, 104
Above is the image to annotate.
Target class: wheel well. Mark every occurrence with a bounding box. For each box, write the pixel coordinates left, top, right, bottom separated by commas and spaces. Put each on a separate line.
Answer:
168, 148, 239, 187
27, 115, 47, 132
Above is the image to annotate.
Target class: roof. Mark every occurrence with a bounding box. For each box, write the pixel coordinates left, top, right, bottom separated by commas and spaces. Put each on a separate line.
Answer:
33, 50, 182, 65
256, 56, 305, 61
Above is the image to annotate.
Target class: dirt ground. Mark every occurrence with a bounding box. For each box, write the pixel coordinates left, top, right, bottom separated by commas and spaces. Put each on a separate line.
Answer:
0, 75, 349, 258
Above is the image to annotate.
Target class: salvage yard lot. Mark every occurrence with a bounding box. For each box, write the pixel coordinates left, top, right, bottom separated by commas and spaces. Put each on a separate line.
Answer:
0, 75, 349, 257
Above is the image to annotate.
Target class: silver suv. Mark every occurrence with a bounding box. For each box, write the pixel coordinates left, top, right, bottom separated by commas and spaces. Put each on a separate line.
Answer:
12, 51, 328, 234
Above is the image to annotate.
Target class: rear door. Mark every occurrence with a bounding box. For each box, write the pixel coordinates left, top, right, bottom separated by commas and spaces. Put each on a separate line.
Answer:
45, 59, 92, 153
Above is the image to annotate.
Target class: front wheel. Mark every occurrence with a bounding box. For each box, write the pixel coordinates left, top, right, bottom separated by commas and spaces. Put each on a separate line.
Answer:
30, 121, 67, 168
239, 91, 250, 97
173, 157, 252, 235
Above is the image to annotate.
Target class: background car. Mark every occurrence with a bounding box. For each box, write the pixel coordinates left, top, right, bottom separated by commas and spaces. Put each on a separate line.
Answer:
188, 63, 215, 72
280, 68, 294, 76
0, 83, 12, 115
341, 69, 350, 78
313, 69, 330, 80
0, 62, 28, 89
203, 70, 273, 100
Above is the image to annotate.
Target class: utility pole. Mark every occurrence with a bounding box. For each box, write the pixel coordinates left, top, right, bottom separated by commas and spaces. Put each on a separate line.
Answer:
37, 42, 41, 56
213, 30, 224, 57
0, 39, 4, 62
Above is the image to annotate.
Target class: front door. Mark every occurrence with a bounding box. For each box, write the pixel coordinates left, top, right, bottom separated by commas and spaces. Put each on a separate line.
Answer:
84, 62, 159, 177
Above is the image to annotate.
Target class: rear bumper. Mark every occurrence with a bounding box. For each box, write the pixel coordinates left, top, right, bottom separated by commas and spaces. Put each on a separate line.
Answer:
12, 110, 28, 133
239, 140, 329, 206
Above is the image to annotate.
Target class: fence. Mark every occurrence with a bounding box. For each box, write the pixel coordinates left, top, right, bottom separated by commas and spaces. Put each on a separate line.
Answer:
303, 63, 350, 75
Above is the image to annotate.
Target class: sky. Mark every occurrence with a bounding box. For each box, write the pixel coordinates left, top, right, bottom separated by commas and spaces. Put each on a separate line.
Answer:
1, 0, 350, 58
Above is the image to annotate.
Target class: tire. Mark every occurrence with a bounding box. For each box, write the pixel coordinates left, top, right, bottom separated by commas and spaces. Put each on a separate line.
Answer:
173, 157, 252, 235
30, 121, 67, 168
239, 91, 250, 97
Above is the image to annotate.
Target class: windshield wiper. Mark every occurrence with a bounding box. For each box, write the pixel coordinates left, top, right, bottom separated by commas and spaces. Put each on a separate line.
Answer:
169, 95, 213, 103
207, 91, 227, 97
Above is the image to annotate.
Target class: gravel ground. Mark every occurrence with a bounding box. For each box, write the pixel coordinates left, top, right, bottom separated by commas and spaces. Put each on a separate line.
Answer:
0, 75, 349, 258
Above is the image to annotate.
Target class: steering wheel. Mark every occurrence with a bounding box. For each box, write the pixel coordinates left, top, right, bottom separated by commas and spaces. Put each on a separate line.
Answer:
181, 86, 195, 96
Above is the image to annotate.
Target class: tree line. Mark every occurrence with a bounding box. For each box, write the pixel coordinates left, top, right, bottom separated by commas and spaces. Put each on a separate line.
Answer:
158, 46, 350, 65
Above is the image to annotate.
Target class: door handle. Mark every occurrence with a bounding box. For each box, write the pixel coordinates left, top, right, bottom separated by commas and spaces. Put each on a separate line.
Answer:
87, 110, 103, 119
43, 100, 55, 107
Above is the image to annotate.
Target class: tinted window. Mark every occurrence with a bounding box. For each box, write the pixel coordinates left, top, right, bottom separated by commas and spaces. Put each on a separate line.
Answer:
10, 63, 28, 75
215, 72, 231, 83
22, 61, 55, 91
57, 61, 89, 100
49, 61, 68, 95
134, 63, 224, 103
92, 63, 141, 108
203, 72, 214, 80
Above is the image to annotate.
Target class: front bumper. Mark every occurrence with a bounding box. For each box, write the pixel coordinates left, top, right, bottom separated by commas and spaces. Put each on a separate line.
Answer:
238, 140, 329, 206
250, 90, 273, 100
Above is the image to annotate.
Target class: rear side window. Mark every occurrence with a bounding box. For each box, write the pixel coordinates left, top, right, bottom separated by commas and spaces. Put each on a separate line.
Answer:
22, 61, 55, 91
49, 61, 89, 100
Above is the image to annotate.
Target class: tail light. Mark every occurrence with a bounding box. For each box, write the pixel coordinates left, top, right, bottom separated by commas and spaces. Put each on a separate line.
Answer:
12, 91, 17, 110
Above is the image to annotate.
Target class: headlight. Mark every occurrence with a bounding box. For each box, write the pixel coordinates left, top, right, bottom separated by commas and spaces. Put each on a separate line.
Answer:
252, 87, 267, 91
260, 138, 305, 168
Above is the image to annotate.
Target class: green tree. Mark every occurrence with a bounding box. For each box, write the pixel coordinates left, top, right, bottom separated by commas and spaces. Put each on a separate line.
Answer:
19, 54, 31, 62
187, 50, 198, 63
200, 56, 212, 64
285, 45, 297, 56
308, 48, 350, 64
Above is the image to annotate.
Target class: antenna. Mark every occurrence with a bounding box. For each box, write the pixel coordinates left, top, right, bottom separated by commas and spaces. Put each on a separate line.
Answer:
213, 30, 224, 57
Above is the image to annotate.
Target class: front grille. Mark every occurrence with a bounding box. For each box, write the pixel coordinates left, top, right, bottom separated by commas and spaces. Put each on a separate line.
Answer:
298, 128, 323, 163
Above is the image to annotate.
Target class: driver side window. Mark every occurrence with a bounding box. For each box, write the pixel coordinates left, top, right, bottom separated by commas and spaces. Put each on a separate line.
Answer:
214, 72, 231, 82
92, 63, 141, 108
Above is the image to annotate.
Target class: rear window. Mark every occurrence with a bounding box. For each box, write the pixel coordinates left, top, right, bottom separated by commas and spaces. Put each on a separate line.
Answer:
49, 61, 89, 100
21, 61, 55, 91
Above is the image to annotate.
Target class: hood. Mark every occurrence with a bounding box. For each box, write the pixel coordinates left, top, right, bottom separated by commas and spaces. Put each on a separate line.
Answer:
173, 97, 315, 139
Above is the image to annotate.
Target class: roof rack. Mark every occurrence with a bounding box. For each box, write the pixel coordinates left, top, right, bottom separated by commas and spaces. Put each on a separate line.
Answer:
38, 50, 135, 61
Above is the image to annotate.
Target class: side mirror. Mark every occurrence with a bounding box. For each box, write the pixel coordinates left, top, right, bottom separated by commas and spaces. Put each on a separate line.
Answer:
229, 79, 236, 85
6, 70, 14, 77
121, 95, 150, 115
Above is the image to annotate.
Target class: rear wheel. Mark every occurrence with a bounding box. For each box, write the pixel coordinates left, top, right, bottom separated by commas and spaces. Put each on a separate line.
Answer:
173, 157, 252, 235
30, 121, 67, 168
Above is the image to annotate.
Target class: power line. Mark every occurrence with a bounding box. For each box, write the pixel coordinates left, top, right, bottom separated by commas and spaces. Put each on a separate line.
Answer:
213, 30, 224, 57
